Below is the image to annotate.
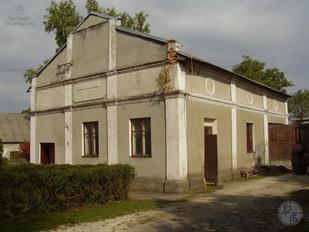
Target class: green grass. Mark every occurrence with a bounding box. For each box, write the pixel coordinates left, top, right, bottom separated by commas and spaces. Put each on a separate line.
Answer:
0, 199, 157, 232
0, 184, 225, 232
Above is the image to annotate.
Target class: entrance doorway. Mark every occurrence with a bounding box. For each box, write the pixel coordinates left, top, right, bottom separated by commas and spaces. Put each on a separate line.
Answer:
40, 143, 55, 164
204, 119, 218, 185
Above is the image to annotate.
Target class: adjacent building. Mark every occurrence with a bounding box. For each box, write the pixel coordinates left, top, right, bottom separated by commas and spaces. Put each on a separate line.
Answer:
29, 13, 289, 192
0, 113, 30, 159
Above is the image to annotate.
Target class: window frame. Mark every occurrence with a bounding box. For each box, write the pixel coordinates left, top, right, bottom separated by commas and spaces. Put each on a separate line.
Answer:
246, 123, 254, 153
130, 117, 152, 158
82, 121, 99, 157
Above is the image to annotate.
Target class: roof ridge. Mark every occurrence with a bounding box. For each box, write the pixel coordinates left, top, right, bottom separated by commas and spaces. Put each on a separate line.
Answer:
177, 51, 290, 98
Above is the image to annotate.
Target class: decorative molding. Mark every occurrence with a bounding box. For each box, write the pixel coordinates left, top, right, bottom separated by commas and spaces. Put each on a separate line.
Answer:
205, 77, 215, 95
273, 99, 279, 111
246, 91, 254, 105
36, 60, 166, 90
56, 62, 73, 76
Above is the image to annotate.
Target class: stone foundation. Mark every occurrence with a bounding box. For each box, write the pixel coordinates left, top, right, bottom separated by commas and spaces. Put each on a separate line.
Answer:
131, 175, 209, 193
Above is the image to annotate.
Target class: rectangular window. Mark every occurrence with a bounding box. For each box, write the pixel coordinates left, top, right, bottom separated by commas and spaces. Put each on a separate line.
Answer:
131, 118, 151, 157
83, 121, 99, 157
246, 123, 254, 153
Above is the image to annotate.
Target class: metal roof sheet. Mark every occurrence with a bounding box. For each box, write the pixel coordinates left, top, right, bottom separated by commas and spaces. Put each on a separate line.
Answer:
0, 113, 30, 143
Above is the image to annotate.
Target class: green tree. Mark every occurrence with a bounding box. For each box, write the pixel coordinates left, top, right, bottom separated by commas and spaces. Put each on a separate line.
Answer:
133, 12, 150, 33
24, 59, 49, 84
85, 0, 104, 14
119, 12, 135, 29
288, 90, 309, 119
232, 55, 293, 93
43, 0, 82, 49
24, 0, 151, 84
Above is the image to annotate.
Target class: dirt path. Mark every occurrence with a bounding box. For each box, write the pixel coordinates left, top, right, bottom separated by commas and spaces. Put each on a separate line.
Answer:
52, 174, 309, 232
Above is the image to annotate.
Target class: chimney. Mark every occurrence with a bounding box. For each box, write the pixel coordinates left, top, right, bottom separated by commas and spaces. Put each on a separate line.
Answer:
116, 16, 122, 27
167, 39, 180, 64
167, 39, 180, 51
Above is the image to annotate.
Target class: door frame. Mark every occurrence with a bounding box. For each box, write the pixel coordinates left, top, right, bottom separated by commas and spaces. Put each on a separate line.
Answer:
204, 118, 218, 185
40, 143, 55, 164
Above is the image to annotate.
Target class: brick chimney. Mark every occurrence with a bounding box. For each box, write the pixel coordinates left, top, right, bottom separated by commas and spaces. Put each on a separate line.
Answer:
167, 39, 180, 64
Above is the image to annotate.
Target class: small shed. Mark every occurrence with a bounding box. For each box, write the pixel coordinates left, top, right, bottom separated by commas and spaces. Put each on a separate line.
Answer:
0, 113, 30, 159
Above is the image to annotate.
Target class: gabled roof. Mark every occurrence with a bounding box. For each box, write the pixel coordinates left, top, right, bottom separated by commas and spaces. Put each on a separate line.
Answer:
0, 113, 30, 143
33, 12, 167, 80
115, 26, 167, 43
31, 13, 290, 99
177, 51, 290, 98
34, 12, 114, 79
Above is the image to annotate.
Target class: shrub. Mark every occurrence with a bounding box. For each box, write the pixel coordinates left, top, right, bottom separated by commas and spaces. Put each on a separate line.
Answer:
0, 139, 6, 167
0, 164, 135, 219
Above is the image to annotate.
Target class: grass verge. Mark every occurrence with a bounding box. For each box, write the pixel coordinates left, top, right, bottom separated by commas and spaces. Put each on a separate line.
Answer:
0, 183, 225, 232
0, 199, 157, 232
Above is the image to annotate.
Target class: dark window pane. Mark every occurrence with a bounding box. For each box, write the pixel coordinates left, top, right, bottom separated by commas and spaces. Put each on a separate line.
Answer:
246, 123, 253, 153
145, 132, 151, 155
131, 118, 151, 157
83, 122, 99, 156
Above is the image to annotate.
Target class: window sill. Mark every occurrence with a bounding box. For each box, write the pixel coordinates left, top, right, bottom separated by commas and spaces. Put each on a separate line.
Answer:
130, 155, 152, 158
82, 155, 99, 158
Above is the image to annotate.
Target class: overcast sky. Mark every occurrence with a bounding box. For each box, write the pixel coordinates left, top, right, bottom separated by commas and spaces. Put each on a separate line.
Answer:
0, 0, 308, 112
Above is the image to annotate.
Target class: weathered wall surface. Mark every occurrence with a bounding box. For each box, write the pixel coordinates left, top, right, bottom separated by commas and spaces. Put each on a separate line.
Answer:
117, 66, 163, 98
72, 23, 109, 78
72, 107, 107, 164
73, 77, 107, 103
267, 95, 286, 114
75, 15, 107, 32
268, 115, 287, 124
117, 100, 166, 179
36, 86, 65, 110
36, 113, 65, 164
236, 82, 263, 109
186, 99, 232, 181
236, 109, 265, 169
36, 48, 67, 87
186, 70, 231, 101
116, 31, 166, 69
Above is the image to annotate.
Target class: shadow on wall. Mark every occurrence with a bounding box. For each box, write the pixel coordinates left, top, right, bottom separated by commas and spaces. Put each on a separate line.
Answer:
255, 143, 265, 167
150, 180, 308, 232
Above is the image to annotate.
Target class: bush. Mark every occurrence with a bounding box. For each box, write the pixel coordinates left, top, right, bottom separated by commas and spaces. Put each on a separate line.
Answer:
0, 164, 135, 219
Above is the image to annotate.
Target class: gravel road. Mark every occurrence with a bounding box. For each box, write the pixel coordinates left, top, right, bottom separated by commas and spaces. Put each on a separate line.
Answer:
51, 174, 309, 232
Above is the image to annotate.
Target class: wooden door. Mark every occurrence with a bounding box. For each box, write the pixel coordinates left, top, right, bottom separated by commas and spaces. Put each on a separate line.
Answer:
41, 143, 55, 164
204, 127, 218, 184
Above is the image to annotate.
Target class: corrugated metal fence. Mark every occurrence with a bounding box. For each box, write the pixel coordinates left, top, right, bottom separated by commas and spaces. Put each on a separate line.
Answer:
269, 124, 296, 162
